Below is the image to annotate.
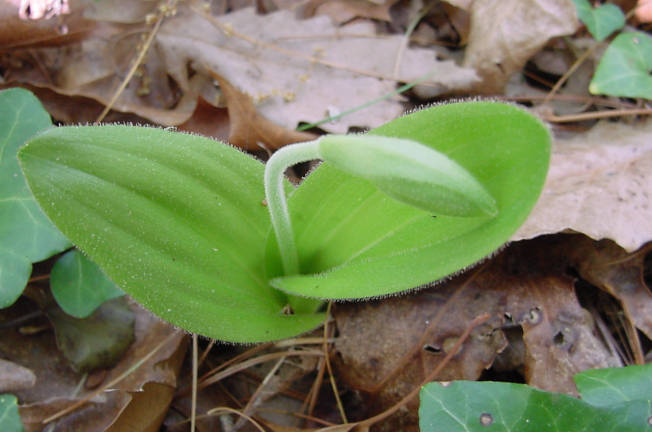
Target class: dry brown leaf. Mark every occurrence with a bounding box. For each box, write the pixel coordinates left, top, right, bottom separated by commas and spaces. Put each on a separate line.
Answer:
0, 0, 93, 49
333, 236, 620, 430
7, 300, 186, 432
568, 236, 652, 340
158, 5, 478, 133
0, 358, 36, 393
514, 120, 652, 252
209, 71, 317, 150
177, 97, 231, 143
463, 0, 578, 93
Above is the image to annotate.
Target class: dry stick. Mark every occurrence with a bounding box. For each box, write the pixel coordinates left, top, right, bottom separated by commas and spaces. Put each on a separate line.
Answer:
197, 339, 216, 367
43, 330, 182, 424
256, 406, 336, 427
196, 350, 324, 393
323, 302, 348, 423
319, 313, 491, 432
191, 333, 198, 432
544, 7, 638, 105
543, 107, 652, 123
503, 93, 636, 109
275, 336, 336, 348
234, 351, 287, 430
542, 43, 598, 105
95, 0, 174, 123
393, 1, 436, 77
195, 343, 273, 390
304, 323, 330, 420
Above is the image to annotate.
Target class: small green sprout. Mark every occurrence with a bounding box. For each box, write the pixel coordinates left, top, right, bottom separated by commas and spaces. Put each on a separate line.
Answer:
265, 134, 498, 275
19, 100, 550, 342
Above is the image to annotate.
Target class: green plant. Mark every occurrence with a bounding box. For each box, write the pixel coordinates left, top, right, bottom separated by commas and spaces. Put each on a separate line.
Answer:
571, 0, 652, 99
0, 88, 123, 317
0, 394, 23, 432
419, 363, 652, 431
19, 100, 550, 343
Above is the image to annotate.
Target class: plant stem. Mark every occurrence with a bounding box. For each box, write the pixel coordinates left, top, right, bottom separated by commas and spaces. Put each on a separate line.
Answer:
264, 139, 321, 275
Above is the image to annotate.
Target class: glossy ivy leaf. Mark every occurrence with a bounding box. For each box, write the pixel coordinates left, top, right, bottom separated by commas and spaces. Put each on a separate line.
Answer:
0, 88, 70, 308
589, 32, 652, 99
419, 380, 651, 432
269, 102, 550, 299
20, 125, 324, 343
0, 394, 23, 432
50, 249, 124, 318
572, 0, 625, 41
574, 363, 652, 407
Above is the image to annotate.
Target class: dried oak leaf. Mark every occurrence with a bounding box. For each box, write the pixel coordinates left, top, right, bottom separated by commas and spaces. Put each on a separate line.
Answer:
567, 236, 652, 340
209, 71, 316, 150
0, 0, 93, 49
0, 359, 36, 393
158, 5, 478, 134
11, 301, 186, 432
463, 0, 579, 93
333, 236, 620, 430
514, 119, 652, 252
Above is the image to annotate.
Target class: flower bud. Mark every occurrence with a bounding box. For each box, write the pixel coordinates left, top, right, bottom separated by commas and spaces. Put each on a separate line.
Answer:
317, 134, 498, 217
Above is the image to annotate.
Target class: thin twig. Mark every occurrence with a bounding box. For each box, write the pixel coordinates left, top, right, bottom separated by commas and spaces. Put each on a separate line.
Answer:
543, 43, 599, 105
317, 313, 491, 431
543, 108, 652, 123
234, 351, 287, 429
43, 330, 182, 424
96, 0, 176, 122
191, 333, 198, 432
179, 350, 323, 397
545, 6, 639, 105
393, 1, 436, 77
324, 302, 347, 423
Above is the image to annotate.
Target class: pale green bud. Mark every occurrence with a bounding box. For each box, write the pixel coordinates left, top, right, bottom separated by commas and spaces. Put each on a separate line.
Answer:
317, 134, 498, 217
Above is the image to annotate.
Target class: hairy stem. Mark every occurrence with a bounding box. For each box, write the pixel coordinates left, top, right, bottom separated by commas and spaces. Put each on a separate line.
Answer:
264, 139, 321, 275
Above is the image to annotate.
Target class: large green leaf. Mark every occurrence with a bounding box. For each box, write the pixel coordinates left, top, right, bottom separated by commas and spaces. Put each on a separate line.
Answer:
574, 363, 652, 407
589, 32, 652, 99
572, 0, 624, 42
19, 126, 324, 342
269, 102, 550, 299
0, 88, 70, 308
50, 249, 125, 318
419, 380, 651, 432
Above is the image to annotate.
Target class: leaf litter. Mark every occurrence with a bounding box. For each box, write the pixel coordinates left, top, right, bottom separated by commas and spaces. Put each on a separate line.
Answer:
0, 0, 651, 430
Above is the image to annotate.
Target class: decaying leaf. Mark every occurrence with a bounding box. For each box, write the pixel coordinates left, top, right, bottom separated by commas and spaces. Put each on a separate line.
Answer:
568, 236, 652, 340
0, 359, 36, 393
463, 0, 579, 93
0, 298, 186, 432
157, 5, 478, 133
515, 120, 652, 252
209, 71, 316, 150
333, 236, 622, 430
0, 0, 92, 49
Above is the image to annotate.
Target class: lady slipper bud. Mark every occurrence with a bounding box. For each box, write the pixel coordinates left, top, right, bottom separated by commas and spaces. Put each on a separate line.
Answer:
317, 134, 498, 217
